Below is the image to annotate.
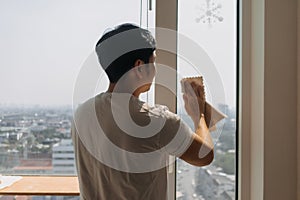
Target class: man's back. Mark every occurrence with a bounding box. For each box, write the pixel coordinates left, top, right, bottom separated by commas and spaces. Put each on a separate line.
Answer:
72, 92, 193, 199
72, 132, 168, 200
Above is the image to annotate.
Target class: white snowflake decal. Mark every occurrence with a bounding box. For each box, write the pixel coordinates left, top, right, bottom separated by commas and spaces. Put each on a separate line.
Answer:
195, 0, 224, 25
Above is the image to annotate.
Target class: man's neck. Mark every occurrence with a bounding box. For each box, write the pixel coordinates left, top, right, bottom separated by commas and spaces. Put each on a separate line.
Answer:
106, 83, 141, 98
107, 83, 115, 93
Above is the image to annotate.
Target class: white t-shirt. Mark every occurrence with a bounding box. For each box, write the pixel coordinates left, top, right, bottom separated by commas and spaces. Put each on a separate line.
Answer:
72, 92, 194, 200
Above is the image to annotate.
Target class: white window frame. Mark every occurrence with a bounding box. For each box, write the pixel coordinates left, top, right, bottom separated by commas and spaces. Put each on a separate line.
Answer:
155, 1, 177, 199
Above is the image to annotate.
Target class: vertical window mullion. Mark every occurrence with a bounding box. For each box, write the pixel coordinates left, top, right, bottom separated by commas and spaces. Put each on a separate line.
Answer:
155, 0, 178, 199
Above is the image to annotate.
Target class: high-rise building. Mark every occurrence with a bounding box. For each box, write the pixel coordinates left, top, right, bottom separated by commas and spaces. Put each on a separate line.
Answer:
52, 139, 76, 175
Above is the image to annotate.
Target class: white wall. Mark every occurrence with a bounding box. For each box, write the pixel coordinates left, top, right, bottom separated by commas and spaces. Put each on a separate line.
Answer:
298, 0, 300, 199
264, 0, 298, 199
240, 0, 299, 199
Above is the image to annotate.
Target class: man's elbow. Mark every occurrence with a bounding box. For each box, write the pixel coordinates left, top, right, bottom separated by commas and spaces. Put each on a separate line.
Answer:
195, 148, 214, 167
204, 149, 214, 165
180, 145, 214, 167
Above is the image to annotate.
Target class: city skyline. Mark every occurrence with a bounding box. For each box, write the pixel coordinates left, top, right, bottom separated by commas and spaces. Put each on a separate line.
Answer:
0, 99, 236, 200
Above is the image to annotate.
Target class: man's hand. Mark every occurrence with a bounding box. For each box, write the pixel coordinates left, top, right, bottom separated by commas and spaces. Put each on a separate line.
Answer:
180, 83, 214, 166
182, 81, 206, 127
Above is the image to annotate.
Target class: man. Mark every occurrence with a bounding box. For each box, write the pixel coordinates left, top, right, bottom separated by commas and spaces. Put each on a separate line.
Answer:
71, 23, 214, 200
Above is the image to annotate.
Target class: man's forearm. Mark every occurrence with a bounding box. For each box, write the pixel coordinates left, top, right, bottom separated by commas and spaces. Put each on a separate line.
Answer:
194, 115, 214, 149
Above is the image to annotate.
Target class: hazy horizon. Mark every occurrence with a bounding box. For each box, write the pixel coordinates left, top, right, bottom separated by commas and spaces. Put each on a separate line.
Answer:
0, 0, 236, 107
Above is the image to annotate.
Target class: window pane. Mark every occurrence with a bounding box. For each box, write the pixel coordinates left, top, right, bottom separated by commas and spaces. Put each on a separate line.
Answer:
0, 0, 153, 176
177, 0, 237, 199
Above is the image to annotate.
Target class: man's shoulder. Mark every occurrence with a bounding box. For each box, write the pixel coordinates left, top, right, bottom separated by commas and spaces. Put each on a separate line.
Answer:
75, 93, 107, 112
73, 95, 102, 120
148, 104, 180, 121
75, 98, 94, 112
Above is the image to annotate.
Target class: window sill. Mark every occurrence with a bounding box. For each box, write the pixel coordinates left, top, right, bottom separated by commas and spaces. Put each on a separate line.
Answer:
0, 176, 79, 196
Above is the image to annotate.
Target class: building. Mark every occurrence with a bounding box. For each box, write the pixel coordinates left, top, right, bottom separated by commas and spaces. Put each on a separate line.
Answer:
196, 166, 235, 200
52, 139, 76, 175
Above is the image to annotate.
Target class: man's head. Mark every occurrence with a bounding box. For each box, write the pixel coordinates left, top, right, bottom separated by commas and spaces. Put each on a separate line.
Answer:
95, 23, 156, 84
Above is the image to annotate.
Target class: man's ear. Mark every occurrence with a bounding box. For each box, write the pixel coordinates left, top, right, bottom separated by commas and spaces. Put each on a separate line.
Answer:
134, 59, 144, 79
134, 59, 144, 67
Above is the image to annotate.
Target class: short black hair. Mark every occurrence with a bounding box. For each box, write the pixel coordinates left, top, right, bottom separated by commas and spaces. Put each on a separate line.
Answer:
95, 23, 156, 83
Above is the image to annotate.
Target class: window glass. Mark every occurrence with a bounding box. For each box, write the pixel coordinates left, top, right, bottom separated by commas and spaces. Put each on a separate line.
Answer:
177, 0, 237, 199
0, 0, 154, 177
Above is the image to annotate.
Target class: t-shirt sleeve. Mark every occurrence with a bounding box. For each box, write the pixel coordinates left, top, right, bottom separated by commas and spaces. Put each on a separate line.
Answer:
158, 110, 194, 157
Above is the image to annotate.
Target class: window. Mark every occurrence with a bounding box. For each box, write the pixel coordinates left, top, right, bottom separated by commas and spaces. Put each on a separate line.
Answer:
0, 0, 154, 173
0, 0, 155, 198
176, 0, 237, 199
0, 0, 238, 199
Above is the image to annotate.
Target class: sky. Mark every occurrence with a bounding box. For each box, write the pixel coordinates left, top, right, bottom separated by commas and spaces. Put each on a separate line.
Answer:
0, 0, 236, 107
